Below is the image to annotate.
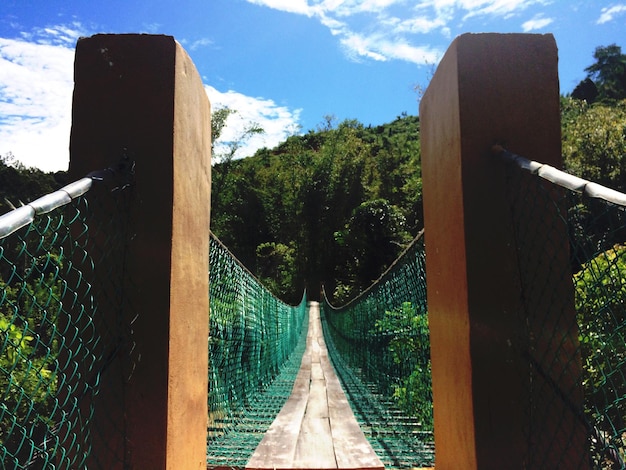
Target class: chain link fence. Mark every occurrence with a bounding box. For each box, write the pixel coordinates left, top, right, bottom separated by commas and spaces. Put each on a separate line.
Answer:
0, 167, 135, 469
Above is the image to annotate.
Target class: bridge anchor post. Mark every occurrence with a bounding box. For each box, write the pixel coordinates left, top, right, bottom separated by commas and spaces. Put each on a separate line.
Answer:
69, 34, 211, 469
421, 33, 588, 469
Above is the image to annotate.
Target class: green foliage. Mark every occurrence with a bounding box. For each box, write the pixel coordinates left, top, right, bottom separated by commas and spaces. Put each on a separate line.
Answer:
256, 242, 297, 300
0, 157, 68, 460
0, 270, 62, 459
332, 199, 411, 302
562, 98, 626, 191
210, 114, 423, 303
585, 44, 626, 103
572, 44, 626, 104
210, 107, 265, 164
0, 152, 68, 215
561, 96, 626, 274
574, 245, 626, 465
374, 302, 433, 431
211, 107, 233, 146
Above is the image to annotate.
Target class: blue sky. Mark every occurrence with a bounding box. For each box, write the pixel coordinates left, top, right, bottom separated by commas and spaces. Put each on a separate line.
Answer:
0, 0, 625, 171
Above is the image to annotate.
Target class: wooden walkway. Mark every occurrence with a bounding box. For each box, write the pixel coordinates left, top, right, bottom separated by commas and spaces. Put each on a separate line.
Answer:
245, 302, 385, 470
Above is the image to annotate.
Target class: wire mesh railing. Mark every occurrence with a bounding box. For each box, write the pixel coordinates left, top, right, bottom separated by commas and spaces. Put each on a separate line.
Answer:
207, 233, 308, 468
320, 232, 435, 469
0, 184, 92, 468
0, 165, 135, 469
499, 147, 626, 469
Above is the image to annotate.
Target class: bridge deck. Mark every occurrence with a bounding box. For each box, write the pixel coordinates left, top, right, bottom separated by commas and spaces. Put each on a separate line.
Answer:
245, 302, 385, 470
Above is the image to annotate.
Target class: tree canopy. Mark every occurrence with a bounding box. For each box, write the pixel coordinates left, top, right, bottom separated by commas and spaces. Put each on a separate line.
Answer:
573, 44, 626, 103
211, 114, 422, 304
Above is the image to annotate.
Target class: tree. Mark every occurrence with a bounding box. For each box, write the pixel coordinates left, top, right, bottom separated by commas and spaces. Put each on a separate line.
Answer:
561, 97, 626, 271
0, 153, 68, 215
209, 114, 424, 304
0, 270, 63, 463
571, 78, 598, 103
579, 44, 626, 103
210, 107, 234, 154
335, 199, 411, 299
210, 107, 264, 164
256, 242, 297, 301
561, 98, 626, 191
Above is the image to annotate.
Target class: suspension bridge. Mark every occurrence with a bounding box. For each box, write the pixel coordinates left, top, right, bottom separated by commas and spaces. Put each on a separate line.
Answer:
1, 32, 626, 470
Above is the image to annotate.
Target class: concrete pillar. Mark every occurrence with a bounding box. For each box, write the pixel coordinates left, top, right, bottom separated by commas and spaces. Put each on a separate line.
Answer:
69, 34, 211, 469
420, 33, 587, 469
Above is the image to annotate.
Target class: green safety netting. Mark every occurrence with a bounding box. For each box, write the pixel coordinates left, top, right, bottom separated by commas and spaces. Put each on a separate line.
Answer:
207, 233, 308, 468
321, 232, 435, 469
503, 151, 626, 469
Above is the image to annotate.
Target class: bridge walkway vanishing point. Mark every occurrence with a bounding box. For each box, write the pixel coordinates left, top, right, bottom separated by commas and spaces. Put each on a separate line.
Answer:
245, 302, 385, 470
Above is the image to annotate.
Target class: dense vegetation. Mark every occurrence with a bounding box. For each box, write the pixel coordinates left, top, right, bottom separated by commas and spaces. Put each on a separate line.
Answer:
211, 113, 421, 304
0, 153, 69, 215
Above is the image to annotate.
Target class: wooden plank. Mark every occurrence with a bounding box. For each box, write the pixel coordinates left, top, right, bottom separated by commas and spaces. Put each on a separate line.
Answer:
246, 302, 385, 470
292, 365, 312, 397
305, 378, 329, 419
245, 382, 309, 469
311, 362, 325, 381
321, 353, 384, 470
293, 417, 337, 469
311, 341, 321, 363
245, 355, 311, 470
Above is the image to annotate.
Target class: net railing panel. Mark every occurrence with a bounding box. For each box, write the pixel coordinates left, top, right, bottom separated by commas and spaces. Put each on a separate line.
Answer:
207, 233, 308, 468
321, 233, 435, 469
502, 149, 626, 469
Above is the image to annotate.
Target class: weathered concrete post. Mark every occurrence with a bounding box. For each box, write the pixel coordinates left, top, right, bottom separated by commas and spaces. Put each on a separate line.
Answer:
69, 34, 211, 469
421, 33, 587, 469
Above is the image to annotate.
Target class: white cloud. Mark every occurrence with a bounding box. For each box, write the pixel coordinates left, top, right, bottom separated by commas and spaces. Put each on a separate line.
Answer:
316, 0, 405, 17
0, 32, 77, 171
392, 15, 447, 34
245, 0, 548, 65
140, 23, 162, 34
246, 0, 314, 16
188, 37, 214, 51
381, 41, 440, 63
340, 32, 389, 61
597, 4, 626, 24
318, 12, 348, 34
522, 14, 553, 31
457, 0, 546, 19
0, 25, 302, 171
204, 85, 302, 160
340, 31, 441, 63
20, 23, 85, 46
